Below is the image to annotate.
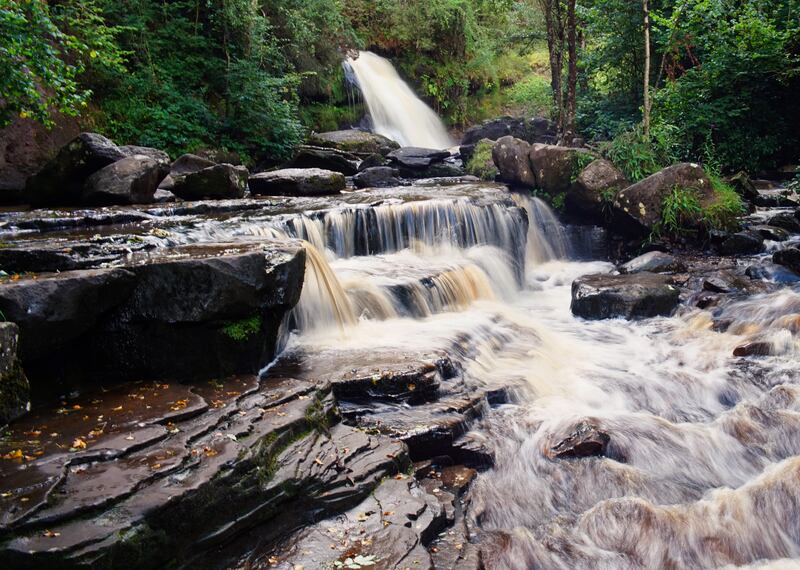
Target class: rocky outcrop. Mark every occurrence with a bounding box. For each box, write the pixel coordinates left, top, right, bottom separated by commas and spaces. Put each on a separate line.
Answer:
308, 130, 400, 156
82, 155, 170, 205
170, 163, 248, 200
25, 133, 127, 206
566, 158, 627, 220
353, 166, 402, 189
529, 143, 592, 194
0, 243, 306, 394
620, 251, 685, 274
571, 272, 680, 320
614, 163, 713, 233
0, 322, 29, 426
249, 168, 345, 196
549, 421, 612, 460
462, 116, 557, 146
387, 147, 450, 169
492, 136, 535, 187
286, 145, 359, 175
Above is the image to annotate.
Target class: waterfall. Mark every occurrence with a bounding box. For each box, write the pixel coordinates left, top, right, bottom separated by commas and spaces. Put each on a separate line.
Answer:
346, 51, 454, 149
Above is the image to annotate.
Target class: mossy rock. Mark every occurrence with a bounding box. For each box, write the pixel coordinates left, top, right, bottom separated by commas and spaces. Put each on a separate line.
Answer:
465, 139, 498, 181
0, 322, 30, 425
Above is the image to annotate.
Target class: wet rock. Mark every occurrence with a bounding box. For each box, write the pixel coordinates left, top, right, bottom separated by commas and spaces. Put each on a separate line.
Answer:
615, 163, 713, 234
773, 247, 800, 274
387, 147, 451, 170
462, 116, 557, 146
0, 322, 29, 425
492, 136, 535, 188
754, 192, 797, 208
286, 145, 359, 175
726, 171, 760, 202
733, 342, 772, 357
566, 158, 627, 221
119, 145, 171, 165
170, 163, 248, 200
152, 188, 178, 203
620, 251, 685, 274
169, 153, 217, 176
26, 133, 126, 207
571, 272, 680, 320
767, 213, 800, 233
330, 362, 441, 404
549, 421, 611, 459
308, 130, 400, 156
353, 166, 402, 189
718, 231, 765, 256
529, 143, 593, 194
82, 155, 170, 205
357, 153, 388, 171
703, 271, 748, 294
249, 167, 345, 196
412, 162, 466, 179
752, 225, 790, 242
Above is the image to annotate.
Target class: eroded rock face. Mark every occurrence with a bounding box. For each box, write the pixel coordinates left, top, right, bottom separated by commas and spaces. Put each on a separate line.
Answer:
308, 130, 400, 156
567, 158, 627, 221
492, 136, 535, 188
615, 163, 713, 234
26, 133, 126, 207
249, 167, 345, 196
83, 155, 170, 205
0, 322, 29, 425
529, 143, 592, 194
571, 272, 680, 320
621, 251, 685, 274
171, 163, 248, 200
286, 146, 359, 175
0, 243, 306, 393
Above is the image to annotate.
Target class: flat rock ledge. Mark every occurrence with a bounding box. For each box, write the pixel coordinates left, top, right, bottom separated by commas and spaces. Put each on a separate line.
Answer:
571, 272, 680, 320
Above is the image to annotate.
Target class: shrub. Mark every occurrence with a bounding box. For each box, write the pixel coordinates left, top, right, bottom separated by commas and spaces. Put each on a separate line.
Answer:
507, 75, 553, 118
703, 172, 746, 232
465, 140, 498, 181
658, 186, 703, 237
602, 123, 679, 182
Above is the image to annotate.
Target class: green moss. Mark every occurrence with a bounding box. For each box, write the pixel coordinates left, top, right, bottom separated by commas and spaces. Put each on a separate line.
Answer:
0, 359, 29, 425
703, 173, 746, 232
221, 315, 262, 342
465, 140, 498, 181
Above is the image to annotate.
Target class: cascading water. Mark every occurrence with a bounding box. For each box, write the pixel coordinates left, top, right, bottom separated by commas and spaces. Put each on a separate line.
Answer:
345, 51, 454, 149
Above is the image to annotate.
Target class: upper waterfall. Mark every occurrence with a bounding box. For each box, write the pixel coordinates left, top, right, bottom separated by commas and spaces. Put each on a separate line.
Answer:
346, 51, 454, 149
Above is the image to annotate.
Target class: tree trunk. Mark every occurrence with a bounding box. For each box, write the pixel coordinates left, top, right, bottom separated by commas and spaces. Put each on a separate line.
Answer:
643, 0, 652, 138
539, 0, 565, 133
564, 0, 578, 141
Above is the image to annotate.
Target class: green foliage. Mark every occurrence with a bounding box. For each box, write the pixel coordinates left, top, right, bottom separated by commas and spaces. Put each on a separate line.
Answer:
465, 140, 499, 180
222, 315, 262, 342
507, 75, 553, 117
703, 172, 746, 232
0, 0, 124, 127
658, 186, 703, 237
602, 123, 679, 182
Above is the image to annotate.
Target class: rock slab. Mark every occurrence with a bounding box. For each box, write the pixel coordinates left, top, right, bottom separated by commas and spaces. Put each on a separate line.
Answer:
571, 272, 680, 320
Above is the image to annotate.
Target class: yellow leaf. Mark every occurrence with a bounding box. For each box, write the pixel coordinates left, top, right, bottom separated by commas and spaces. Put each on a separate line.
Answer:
71, 438, 87, 450
89, 50, 98, 58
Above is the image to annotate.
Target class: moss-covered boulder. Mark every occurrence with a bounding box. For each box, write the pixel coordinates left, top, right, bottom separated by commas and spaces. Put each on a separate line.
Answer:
566, 158, 628, 221
528, 143, 593, 194
465, 138, 498, 181
0, 322, 29, 425
308, 130, 400, 156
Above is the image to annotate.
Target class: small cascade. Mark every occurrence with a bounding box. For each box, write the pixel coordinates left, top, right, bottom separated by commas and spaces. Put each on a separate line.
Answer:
346, 51, 454, 149
513, 195, 572, 265
291, 242, 357, 333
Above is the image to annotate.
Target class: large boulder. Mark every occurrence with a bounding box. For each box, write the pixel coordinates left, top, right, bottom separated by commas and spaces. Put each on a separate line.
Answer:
170, 153, 217, 175
387, 147, 450, 170
286, 146, 359, 176
615, 163, 713, 233
25, 133, 126, 206
171, 163, 248, 200
566, 158, 627, 219
82, 155, 170, 205
727, 171, 759, 202
620, 251, 685, 274
0, 322, 29, 425
492, 136, 535, 188
571, 272, 680, 320
119, 145, 170, 165
462, 116, 557, 146
249, 168, 345, 196
718, 231, 764, 256
529, 143, 593, 194
767, 213, 800, 234
308, 130, 400, 156
773, 247, 800, 274
353, 166, 402, 189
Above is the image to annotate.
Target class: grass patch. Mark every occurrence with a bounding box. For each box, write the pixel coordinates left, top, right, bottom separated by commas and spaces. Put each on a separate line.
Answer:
506, 75, 553, 118
465, 140, 498, 181
222, 315, 262, 342
658, 186, 702, 237
703, 172, 745, 232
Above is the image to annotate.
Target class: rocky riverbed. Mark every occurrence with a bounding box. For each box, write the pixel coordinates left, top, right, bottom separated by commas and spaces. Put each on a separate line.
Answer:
2, 129, 800, 569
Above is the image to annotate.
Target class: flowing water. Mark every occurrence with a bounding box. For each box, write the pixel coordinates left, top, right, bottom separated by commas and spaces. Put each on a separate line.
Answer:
264, 189, 800, 569
345, 51, 454, 149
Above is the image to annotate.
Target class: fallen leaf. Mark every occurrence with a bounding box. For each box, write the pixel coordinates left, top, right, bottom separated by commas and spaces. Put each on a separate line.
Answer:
125, 435, 135, 441
43, 530, 60, 538
2, 449, 24, 460
112, 406, 123, 412
407, 383, 416, 391
0, 492, 12, 498
151, 463, 162, 470
72, 404, 82, 410
71, 438, 87, 450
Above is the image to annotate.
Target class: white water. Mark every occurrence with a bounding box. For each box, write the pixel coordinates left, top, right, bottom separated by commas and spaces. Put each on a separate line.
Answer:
346, 51, 454, 149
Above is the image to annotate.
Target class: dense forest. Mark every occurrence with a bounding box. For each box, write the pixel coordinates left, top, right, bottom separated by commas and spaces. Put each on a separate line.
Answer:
2, 0, 799, 172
